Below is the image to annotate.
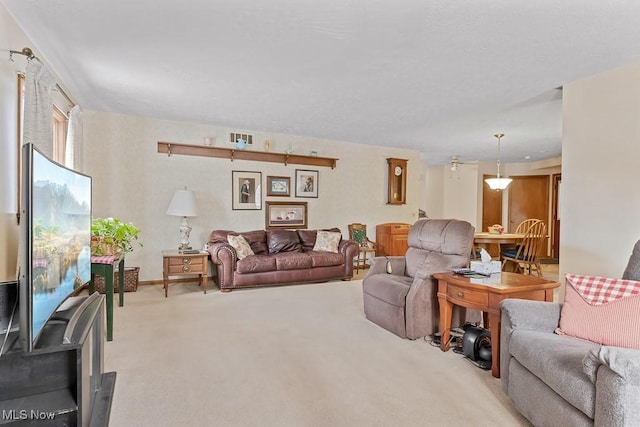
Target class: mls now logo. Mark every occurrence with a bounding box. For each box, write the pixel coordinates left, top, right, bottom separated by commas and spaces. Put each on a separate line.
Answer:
3, 410, 56, 421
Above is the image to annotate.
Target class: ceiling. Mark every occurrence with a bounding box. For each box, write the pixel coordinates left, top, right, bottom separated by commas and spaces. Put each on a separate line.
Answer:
3, 1, 640, 165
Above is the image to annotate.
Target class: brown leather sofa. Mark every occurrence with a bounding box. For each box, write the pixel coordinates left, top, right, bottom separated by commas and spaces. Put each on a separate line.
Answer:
207, 228, 359, 292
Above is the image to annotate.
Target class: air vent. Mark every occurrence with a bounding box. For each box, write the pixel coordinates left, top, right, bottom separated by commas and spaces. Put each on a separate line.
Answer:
229, 133, 253, 145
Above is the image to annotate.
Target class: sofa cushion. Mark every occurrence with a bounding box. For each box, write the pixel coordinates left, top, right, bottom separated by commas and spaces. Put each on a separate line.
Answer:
509, 328, 599, 419
297, 230, 317, 251
236, 255, 277, 274
307, 251, 344, 267
209, 230, 234, 243
240, 230, 268, 255
227, 234, 254, 260
362, 274, 413, 307
267, 230, 302, 254
274, 252, 312, 270
312, 231, 341, 253
556, 274, 640, 349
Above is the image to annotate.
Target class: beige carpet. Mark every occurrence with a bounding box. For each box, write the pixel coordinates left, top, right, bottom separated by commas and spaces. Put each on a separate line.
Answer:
105, 279, 531, 427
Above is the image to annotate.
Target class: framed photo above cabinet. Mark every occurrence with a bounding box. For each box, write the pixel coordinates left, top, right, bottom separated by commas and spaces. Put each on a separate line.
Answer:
387, 158, 407, 205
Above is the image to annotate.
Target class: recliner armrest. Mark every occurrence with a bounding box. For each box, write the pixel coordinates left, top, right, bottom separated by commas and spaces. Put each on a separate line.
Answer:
366, 256, 406, 277
500, 299, 561, 333
583, 346, 640, 426
584, 346, 640, 386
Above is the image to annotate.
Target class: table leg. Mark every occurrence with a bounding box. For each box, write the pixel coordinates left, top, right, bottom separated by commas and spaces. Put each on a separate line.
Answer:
117, 258, 125, 307
163, 258, 169, 298
202, 273, 208, 294
104, 265, 114, 342
487, 311, 501, 378
438, 281, 453, 352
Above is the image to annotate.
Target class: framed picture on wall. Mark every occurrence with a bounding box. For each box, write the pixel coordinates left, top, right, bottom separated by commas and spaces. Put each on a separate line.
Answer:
265, 201, 307, 229
232, 171, 262, 210
266, 176, 290, 197
295, 169, 318, 198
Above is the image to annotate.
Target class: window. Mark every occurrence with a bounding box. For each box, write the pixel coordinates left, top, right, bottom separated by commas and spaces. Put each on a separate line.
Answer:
15, 74, 70, 224
52, 106, 68, 164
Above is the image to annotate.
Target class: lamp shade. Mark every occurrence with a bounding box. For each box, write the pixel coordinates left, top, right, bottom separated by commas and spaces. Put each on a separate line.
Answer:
485, 177, 513, 190
166, 189, 198, 217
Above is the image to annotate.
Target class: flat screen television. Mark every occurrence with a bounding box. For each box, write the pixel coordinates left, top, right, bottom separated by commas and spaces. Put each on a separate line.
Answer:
18, 143, 92, 352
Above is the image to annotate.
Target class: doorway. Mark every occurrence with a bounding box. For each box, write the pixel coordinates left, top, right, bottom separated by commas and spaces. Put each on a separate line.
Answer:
551, 174, 561, 260
482, 174, 550, 258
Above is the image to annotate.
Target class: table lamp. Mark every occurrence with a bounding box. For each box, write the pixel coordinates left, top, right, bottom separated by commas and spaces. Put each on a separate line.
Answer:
166, 188, 198, 251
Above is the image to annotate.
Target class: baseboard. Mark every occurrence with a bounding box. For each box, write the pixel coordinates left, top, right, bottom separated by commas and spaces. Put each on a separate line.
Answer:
139, 276, 216, 286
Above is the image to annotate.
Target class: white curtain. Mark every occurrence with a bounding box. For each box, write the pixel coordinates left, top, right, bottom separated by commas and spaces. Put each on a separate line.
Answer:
65, 105, 83, 169
23, 60, 56, 157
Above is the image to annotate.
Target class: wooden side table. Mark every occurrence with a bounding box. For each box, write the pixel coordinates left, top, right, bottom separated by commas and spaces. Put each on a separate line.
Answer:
162, 250, 209, 297
90, 252, 125, 341
433, 271, 559, 378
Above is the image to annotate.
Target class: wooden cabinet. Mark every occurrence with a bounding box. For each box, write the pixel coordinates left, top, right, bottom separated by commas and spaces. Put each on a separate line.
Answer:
375, 223, 412, 256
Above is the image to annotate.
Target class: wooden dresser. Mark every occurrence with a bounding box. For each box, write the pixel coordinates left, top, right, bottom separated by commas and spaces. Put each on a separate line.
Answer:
375, 223, 412, 256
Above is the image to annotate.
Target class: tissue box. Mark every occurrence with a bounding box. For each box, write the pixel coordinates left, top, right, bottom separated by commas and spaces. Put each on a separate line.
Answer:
470, 260, 502, 275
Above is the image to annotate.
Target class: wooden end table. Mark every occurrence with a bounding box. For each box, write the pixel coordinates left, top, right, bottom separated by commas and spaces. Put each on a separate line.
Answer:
162, 250, 209, 297
433, 271, 559, 378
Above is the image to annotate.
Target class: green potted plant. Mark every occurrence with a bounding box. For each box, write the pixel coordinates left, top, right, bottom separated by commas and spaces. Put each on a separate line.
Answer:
91, 217, 142, 255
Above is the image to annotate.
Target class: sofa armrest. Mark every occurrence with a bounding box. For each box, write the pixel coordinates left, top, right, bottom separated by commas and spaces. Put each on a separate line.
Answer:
208, 242, 237, 288
339, 239, 359, 260
365, 256, 406, 278
583, 346, 640, 426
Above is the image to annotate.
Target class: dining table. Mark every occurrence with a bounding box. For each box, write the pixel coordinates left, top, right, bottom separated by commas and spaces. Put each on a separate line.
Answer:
473, 232, 525, 259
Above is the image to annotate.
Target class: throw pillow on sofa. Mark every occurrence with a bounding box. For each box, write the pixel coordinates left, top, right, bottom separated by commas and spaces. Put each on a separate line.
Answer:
556, 273, 640, 349
313, 231, 341, 253
227, 234, 254, 260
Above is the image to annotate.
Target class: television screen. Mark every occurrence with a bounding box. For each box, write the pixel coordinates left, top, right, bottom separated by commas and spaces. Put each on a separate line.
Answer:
19, 143, 92, 351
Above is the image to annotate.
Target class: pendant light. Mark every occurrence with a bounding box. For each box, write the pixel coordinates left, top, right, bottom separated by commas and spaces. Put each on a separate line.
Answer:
485, 133, 512, 190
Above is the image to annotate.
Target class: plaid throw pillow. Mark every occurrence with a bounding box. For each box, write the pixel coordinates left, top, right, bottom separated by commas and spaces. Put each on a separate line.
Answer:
556, 274, 640, 349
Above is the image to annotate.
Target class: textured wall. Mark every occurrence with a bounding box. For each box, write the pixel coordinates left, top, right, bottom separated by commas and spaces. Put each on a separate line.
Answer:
83, 111, 423, 281
560, 61, 640, 297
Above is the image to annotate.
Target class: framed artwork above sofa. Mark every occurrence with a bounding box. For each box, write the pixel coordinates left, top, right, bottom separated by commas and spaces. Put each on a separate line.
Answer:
265, 201, 307, 229
232, 170, 262, 210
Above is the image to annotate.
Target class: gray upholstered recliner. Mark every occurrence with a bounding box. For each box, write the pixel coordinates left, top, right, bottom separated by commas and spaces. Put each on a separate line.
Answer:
500, 240, 640, 426
362, 219, 480, 339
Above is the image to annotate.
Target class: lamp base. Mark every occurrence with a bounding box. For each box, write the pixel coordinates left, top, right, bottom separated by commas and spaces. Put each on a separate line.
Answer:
178, 244, 192, 251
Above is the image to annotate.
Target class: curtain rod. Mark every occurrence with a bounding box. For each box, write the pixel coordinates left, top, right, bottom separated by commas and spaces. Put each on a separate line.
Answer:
10, 46, 76, 107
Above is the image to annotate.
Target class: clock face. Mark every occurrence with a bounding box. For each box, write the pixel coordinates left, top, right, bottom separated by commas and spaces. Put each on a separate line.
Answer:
394, 166, 403, 176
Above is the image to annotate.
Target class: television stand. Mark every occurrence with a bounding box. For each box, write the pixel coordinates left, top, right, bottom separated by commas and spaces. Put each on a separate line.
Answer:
0, 293, 115, 426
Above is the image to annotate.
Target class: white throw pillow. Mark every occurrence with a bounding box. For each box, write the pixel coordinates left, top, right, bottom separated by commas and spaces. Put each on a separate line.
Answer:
227, 234, 254, 260
312, 231, 341, 253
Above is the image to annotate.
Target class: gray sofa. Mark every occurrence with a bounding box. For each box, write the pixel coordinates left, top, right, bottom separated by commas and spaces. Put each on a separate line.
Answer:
500, 240, 640, 426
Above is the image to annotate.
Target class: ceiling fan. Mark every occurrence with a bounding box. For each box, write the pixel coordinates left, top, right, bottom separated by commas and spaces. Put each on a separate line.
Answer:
450, 155, 462, 172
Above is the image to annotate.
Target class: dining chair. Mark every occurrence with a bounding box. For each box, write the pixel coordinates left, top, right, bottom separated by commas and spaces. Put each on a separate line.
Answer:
501, 220, 547, 276
348, 223, 377, 273
515, 218, 542, 234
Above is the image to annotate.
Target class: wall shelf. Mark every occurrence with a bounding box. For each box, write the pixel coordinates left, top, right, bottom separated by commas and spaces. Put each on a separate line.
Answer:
157, 141, 338, 169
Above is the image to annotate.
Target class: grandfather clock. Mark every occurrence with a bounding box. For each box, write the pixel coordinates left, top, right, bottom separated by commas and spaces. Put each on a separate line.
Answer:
387, 158, 408, 205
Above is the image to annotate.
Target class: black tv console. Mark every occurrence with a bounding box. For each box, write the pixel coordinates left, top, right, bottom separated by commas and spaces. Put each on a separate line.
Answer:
0, 293, 115, 426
